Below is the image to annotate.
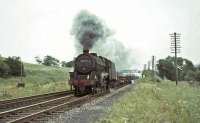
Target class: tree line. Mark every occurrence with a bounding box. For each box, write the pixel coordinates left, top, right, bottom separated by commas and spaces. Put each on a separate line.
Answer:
35, 55, 73, 67
3, 54, 199, 83
0, 54, 73, 78
156, 56, 200, 82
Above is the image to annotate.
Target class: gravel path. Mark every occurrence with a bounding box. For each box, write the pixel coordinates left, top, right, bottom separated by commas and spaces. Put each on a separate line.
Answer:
48, 84, 134, 123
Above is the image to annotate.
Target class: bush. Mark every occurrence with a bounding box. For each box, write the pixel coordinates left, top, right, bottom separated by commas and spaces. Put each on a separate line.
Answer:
195, 71, 200, 81
141, 70, 161, 83
184, 70, 196, 81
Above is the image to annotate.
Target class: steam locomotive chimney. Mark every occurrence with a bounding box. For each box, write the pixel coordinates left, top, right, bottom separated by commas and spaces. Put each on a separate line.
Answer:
83, 49, 89, 54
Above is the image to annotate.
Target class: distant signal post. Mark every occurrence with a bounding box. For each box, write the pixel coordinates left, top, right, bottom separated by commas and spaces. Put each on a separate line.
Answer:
170, 32, 181, 85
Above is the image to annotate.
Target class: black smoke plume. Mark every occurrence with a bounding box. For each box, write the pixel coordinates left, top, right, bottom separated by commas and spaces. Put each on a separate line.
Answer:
71, 10, 111, 51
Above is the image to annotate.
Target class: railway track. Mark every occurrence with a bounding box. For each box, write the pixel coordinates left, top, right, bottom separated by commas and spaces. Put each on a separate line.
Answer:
0, 84, 129, 123
0, 91, 73, 112
0, 90, 107, 123
0, 93, 90, 123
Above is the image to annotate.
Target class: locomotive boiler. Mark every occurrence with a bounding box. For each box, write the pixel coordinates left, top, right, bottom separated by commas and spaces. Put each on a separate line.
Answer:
69, 49, 117, 95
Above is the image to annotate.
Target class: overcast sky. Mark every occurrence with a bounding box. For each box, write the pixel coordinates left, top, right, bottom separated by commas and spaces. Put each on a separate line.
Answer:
0, 0, 200, 69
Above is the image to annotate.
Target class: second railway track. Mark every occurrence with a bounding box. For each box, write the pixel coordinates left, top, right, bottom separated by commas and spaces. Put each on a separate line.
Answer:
0, 93, 90, 123
0, 91, 73, 112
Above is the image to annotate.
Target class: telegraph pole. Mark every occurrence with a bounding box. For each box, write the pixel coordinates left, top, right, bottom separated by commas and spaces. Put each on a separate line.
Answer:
170, 32, 181, 85
21, 58, 23, 83
142, 64, 147, 78
143, 64, 147, 71
147, 61, 151, 70
152, 56, 155, 76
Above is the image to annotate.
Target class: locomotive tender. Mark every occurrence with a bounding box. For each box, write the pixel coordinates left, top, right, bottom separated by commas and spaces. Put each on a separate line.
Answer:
69, 49, 117, 95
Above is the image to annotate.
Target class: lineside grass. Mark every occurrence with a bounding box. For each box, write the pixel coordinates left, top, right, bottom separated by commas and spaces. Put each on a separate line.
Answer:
97, 78, 200, 123
0, 63, 70, 100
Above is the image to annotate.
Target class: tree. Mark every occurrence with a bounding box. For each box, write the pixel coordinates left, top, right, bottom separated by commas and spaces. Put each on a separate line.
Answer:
35, 56, 42, 64
0, 58, 10, 77
61, 61, 73, 67
42, 55, 59, 66
4, 56, 25, 76
157, 57, 175, 80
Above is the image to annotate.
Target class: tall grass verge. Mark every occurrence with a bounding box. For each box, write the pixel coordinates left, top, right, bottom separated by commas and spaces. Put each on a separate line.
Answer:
96, 80, 200, 123
0, 63, 70, 100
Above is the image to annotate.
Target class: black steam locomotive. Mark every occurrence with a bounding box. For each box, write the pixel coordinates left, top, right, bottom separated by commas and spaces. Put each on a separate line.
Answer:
69, 49, 117, 95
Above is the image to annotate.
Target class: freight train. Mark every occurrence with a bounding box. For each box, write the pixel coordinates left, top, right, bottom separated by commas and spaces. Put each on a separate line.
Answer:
69, 49, 130, 96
